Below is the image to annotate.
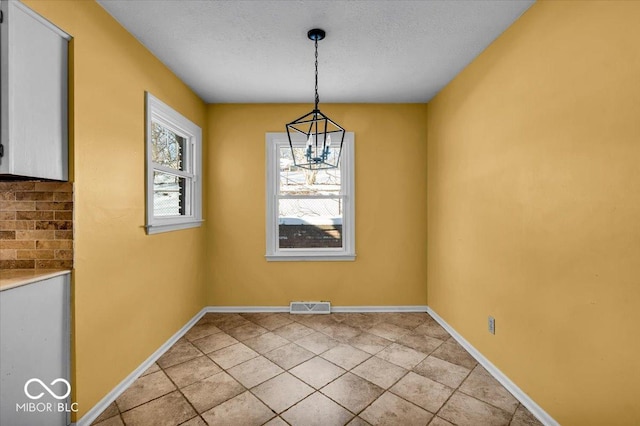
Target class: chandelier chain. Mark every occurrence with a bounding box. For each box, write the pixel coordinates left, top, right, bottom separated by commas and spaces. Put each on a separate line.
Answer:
314, 38, 319, 110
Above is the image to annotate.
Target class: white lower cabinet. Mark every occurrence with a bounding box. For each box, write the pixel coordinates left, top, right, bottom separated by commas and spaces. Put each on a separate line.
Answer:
0, 273, 71, 426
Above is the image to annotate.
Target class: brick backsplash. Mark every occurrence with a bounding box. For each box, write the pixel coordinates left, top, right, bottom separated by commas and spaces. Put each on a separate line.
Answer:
0, 181, 73, 270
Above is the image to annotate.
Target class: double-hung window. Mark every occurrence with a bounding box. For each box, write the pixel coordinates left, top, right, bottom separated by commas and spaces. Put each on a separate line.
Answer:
145, 93, 202, 234
266, 132, 355, 261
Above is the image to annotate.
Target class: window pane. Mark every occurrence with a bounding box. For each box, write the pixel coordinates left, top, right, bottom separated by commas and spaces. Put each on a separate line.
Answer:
278, 198, 342, 248
151, 121, 185, 171
153, 171, 187, 216
279, 147, 340, 195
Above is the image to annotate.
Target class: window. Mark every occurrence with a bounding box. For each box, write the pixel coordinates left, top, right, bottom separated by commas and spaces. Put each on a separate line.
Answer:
145, 93, 202, 234
266, 132, 355, 261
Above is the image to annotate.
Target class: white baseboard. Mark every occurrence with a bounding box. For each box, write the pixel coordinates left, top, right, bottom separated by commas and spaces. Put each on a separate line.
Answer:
331, 305, 428, 313
206, 305, 429, 313
426, 307, 559, 426
75, 307, 208, 426
206, 306, 289, 313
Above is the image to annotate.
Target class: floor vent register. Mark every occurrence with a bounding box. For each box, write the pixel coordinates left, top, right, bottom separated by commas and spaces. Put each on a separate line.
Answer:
289, 301, 331, 314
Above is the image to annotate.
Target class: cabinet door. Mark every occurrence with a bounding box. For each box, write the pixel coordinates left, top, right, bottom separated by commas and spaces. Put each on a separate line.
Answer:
0, 274, 71, 426
0, 0, 69, 180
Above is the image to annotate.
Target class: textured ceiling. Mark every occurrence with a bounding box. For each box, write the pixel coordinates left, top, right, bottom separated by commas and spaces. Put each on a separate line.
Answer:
97, 0, 534, 103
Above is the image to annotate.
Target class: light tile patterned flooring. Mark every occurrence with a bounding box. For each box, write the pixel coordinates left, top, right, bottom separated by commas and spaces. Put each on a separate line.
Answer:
92, 312, 543, 426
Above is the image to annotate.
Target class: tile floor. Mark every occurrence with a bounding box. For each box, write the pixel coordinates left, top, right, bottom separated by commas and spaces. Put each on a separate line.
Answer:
91, 312, 543, 426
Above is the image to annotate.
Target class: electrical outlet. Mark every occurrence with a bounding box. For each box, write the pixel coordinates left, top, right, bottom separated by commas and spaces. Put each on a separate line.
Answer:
488, 316, 496, 334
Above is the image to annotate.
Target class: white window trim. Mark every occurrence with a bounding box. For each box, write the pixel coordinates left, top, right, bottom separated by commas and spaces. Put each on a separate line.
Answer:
145, 92, 203, 235
265, 132, 355, 261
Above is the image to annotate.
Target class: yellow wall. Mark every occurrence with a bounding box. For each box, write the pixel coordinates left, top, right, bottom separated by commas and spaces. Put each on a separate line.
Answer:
22, 0, 640, 423
23, 1, 208, 418
427, 1, 640, 424
207, 104, 428, 306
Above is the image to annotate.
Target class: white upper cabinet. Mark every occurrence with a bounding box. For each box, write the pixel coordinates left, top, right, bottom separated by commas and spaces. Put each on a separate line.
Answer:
0, 0, 70, 181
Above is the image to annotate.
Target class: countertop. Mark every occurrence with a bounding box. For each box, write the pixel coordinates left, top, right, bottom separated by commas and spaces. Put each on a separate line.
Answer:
0, 269, 71, 292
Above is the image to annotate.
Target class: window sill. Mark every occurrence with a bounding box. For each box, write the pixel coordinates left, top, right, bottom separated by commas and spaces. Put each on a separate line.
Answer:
265, 254, 356, 262
146, 220, 203, 235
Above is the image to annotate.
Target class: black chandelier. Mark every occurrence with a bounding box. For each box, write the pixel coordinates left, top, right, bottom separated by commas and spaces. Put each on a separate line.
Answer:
286, 28, 345, 170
